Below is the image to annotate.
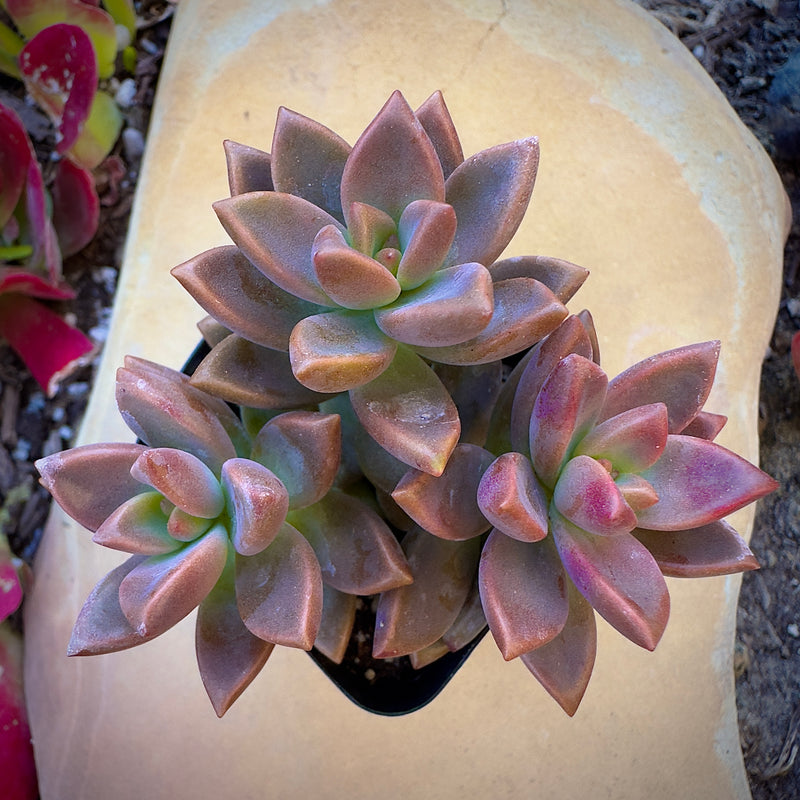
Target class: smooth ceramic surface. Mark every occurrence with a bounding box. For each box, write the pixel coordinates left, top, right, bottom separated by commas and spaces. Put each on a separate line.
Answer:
25, 1, 789, 798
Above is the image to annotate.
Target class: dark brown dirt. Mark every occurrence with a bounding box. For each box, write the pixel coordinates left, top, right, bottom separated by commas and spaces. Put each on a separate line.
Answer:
0, 1, 798, 797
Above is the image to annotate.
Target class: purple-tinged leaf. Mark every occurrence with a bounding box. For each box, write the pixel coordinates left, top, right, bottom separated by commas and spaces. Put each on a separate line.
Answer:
19, 24, 96, 154
490, 255, 589, 304
36, 442, 147, 531
374, 261, 493, 347
637, 435, 779, 530
191, 335, 331, 410
223, 140, 273, 195
520, 580, 596, 716
235, 522, 322, 650
415, 277, 567, 366
633, 520, 759, 578
396, 199, 457, 289
271, 106, 351, 222
214, 192, 339, 306
0, 537, 23, 623
373, 528, 479, 658
414, 91, 464, 180
553, 455, 637, 537
392, 443, 494, 541
67, 555, 156, 655
289, 310, 397, 393
477, 452, 549, 542
221, 458, 289, 557
444, 138, 539, 268
0, 104, 31, 229
312, 224, 401, 309
409, 640, 451, 669
0, 270, 72, 299
578, 309, 600, 364
118, 525, 229, 638
20, 152, 61, 280
172, 246, 321, 351
346, 201, 396, 256
92, 491, 179, 554
615, 473, 659, 512
51, 158, 99, 257
341, 90, 445, 223
599, 341, 721, 433
167, 507, 213, 543
314, 583, 357, 664
197, 315, 231, 348
195, 559, 274, 717
131, 448, 224, 519
510, 315, 593, 455
292, 489, 412, 594
680, 410, 727, 440
479, 531, 568, 661
551, 510, 669, 651
529, 354, 608, 489
352, 417, 411, 494
441, 578, 486, 653
250, 411, 340, 510
350, 345, 460, 476
574, 403, 669, 473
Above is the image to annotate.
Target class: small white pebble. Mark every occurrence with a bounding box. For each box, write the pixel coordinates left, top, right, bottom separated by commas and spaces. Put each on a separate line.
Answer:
115, 78, 137, 109
122, 127, 145, 162
58, 425, 73, 441
66, 382, 89, 398
787, 298, 800, 318
140, 37, 159, 55
787, 623, 799, 638
116, 24, 132, 50
50, 406, 65, 423
12, 441, 30, 461
364, 668, 376, 681
692, 44, 705, 59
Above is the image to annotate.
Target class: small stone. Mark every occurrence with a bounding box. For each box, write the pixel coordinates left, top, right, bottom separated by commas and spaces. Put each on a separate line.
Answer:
787, 623, 800, 638
122, 128, 145, 163
115, 78, 137, 109
693, 44, 705, 59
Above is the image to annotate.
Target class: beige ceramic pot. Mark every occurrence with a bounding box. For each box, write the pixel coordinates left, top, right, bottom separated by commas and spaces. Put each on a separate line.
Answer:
25, 1, 789, 798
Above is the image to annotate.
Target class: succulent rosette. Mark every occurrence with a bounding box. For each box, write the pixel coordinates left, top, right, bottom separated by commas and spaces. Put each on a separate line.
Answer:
173, 91, 587, 476
387, 316, 777, 714
36, 356, 412, 715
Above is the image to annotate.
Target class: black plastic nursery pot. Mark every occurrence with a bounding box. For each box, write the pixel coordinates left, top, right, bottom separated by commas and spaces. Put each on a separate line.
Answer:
182, 340, 487, 716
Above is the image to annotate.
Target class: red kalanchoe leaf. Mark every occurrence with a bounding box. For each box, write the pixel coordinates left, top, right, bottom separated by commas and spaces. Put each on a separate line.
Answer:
21, 155, 62, 280
520, 580, 597, 716
792, 331, 800, 380
551, 510, 670, 651
0, 535, 22, 623
0, 104, 31, 229
223, 140, 273, 195
0, 269, 73, 299
414, 90, 464, 180
19, 24, 97, 154
637, 435, 779, 531
634, 520, 759, 578
479, 531, 568, 661
51, 157, 99, 256
0, 293, 94, 394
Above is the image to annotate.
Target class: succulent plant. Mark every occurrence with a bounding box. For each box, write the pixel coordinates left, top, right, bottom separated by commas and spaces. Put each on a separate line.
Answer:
37, 91, 777, 717
0, 102, 96, 393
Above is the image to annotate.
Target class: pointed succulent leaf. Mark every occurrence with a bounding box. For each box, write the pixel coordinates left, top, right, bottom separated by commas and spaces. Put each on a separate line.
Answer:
92, 491, 179, 554
289, 309, 397, 392
373, 528, 479, 658
131, 448, 224, 519
19, 24, 97, 155
551, 510, 669, 651
223, 140, 273, 195
352, 415, 410, 493
484, 346, 537, 456
172, 246, 321, 350
529, 354, 608, 489
346, 201, 396, 255
271, 106, 351, 221
414, 278, 567, 365
191, 335, 329, 410
553, 456, 637, 537
444, 138, 539, 268
409, 640, 451, 670
599, 341, 721, 432
116, 357, 242, 473
392, 444, 494, 540
441, 579, 487, 652
636, 435, 779, 530
574, 403, 669, 474
633, 520, 759, 578
578, 309, 601, 364
51, 158, 99, 257
197, 315, 231, 349
67, 555, 156, 655
396, 199, 458, 289
213, 191, 339, 306
66, 89, 122, 170
510, 315, 594, 455
341, 90, 445, 223
292, 489, 412, 594
680, 410, 727, 440
615, 473, 659, 511
520, 580, 597, 716
235, 521, 323, 650
195, 558, 274, 717
374, 262, 493, 347
414, 90, 464, 179
250, 411, 341, 509
477, 452, 549, 542
118, 525, 229, 638
314, 583, 357, 664
167, 507, 214, 542
479, 531, 568, 661
0, 104, 30, 229
312, 225, 401, 309
490, 255, 589, 304
36, 442, 148, 531
221, 458, 289, 557
349, 346, 460, 476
